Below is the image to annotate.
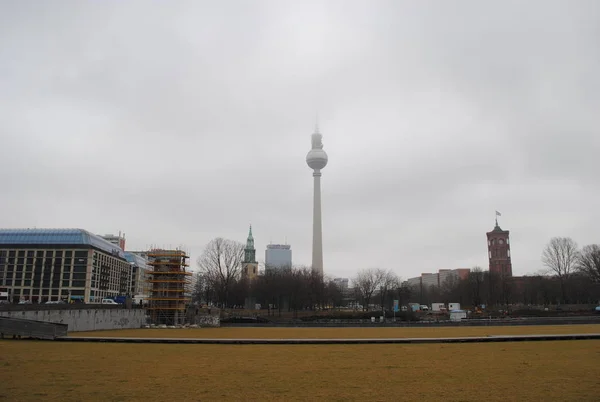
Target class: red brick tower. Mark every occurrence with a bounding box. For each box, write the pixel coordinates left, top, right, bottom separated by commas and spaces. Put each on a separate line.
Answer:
486, 214, 512, 277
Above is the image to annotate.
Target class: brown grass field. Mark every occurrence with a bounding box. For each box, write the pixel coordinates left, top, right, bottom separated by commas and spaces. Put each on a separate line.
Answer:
1, 326, 600, 401
73, 323, 600, 339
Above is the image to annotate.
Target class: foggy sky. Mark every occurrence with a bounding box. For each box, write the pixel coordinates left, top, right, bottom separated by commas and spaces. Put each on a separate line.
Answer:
1, 1, 599, 280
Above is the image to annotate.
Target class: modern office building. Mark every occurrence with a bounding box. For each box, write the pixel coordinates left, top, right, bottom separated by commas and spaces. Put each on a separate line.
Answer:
123, 251, 150, 297
265, 244, 292, 271
0, 228, 131, 303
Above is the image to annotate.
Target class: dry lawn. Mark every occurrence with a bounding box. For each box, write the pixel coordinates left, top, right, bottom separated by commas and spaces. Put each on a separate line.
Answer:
74, 323, 600, 339
1, 339, 599, 401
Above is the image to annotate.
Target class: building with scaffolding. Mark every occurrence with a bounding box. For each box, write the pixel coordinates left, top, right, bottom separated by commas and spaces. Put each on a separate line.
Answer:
146, 248, 192, 325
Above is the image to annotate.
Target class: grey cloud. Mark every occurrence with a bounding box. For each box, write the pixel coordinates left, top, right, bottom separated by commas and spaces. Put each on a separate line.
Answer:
1, 1, 599, 280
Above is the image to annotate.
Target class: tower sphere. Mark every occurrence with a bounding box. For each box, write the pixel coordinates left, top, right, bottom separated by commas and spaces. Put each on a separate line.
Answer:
306, 132, 328, 170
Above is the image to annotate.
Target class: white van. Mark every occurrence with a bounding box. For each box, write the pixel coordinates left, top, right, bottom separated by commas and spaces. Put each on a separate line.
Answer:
101, 299, 118, 305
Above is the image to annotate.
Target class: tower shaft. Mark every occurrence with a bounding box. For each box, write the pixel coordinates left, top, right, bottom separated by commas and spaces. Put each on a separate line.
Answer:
312, 170, 323, 275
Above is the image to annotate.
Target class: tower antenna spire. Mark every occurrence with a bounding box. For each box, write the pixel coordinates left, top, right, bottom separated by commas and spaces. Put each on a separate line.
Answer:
315, 112, 320, 133
306, 119, 328, 276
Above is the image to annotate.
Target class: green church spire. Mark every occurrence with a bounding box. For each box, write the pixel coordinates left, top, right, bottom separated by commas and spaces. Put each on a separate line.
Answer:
244, 225, 256, 263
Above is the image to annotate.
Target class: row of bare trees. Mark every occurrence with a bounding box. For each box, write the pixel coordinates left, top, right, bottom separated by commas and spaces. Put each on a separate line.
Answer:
193, 237, 344, 312
352, 268, 407, 311
193, 236, 599, 311
409, 237, 600, 308
410, 267, 599, 309
541, 237, 600, 302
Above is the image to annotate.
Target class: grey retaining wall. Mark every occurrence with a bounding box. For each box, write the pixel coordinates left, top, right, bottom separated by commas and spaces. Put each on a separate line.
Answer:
221, 316, 600, 328
0, 308, 147, 332
56, 333, 600, 344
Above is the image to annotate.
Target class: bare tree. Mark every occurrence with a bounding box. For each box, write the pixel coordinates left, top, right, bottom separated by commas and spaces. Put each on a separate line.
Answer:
197, 238, 244, 308
377, 270, 398, 311
395, 281, 412, 308
541, 237, 579, 303
354, 268, 383, 311
468, 267, 484, 307
577, 244, 600, 283
192, 272, 214, 305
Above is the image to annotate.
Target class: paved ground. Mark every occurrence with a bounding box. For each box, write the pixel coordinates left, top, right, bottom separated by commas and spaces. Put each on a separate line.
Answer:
53, 332, 600, 344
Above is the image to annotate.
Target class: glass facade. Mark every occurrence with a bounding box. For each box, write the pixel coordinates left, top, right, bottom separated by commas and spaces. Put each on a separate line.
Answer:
124, 252, 150, 296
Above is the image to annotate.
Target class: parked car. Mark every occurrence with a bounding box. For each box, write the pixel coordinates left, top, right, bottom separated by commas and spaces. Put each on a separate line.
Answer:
18, 300, 32, 305
101, 299, 118, 305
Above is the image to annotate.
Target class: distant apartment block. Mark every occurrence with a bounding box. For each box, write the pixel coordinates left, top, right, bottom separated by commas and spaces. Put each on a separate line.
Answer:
333, 278, 349, 291
405, 268, 470, 291
99, 232, 126, 250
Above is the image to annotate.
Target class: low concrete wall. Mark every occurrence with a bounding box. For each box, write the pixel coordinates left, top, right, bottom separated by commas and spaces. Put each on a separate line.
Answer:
191, 315, 220, 327
221, 315, 600, 327
0, 308, 147, 332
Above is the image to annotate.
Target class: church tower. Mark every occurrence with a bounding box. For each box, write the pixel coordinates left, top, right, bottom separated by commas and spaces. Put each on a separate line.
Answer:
242, 225, 258, 280
486, 215, 512, 277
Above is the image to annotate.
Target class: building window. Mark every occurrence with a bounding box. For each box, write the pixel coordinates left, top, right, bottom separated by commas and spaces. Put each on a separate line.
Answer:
72, 273, 86, 281
507, 250, 510, 258
74, 251, 87, 259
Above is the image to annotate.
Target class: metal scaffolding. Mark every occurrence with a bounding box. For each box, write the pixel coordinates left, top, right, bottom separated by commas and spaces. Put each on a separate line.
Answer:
146, 249, 191, 325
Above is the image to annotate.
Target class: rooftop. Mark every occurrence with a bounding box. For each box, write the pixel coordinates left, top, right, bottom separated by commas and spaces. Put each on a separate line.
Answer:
124, 251, 149, 267
0, 228, 126, 258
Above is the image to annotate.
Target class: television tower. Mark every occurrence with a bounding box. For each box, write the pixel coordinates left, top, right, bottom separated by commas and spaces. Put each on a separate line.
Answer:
306, 124, 328, 276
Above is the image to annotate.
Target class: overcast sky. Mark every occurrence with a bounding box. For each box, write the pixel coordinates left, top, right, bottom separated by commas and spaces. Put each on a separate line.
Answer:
1, 1, 599, 280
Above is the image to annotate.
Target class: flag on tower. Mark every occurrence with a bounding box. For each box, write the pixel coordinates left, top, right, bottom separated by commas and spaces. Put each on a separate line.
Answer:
496, 211, 501, 216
